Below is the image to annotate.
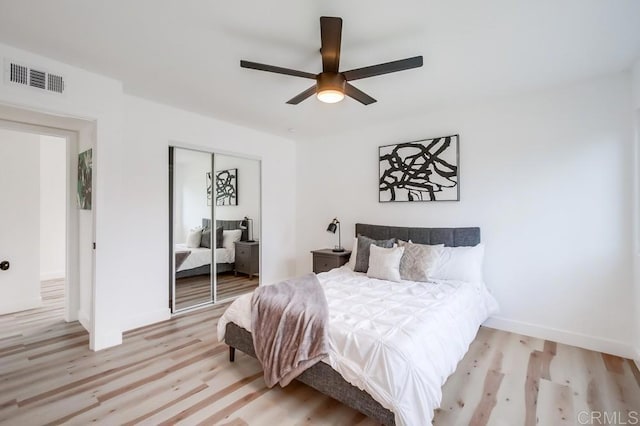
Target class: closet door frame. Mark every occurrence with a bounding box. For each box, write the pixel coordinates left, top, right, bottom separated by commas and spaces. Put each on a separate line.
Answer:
169, 143, 262, 313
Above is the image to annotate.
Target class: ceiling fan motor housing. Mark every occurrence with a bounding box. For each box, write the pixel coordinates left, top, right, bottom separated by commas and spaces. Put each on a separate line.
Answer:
316, 72, 345, 94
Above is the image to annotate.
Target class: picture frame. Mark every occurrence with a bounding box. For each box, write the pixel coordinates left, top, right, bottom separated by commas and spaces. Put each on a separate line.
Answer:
379, 135, 459, 202
77, 148, 92, 209
215, 168, 238, 206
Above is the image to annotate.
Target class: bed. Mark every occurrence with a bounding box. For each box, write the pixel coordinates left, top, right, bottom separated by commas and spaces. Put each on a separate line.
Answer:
218, 223, 498, 425
175, 219, 248, 279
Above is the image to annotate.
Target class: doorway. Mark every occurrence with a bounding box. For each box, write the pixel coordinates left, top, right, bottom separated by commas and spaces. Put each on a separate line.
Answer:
0, 119, 85, 335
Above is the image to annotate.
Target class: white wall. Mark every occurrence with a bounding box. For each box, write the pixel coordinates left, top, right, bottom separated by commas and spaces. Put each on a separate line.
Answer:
0, 41, 124, 350
39, 135, 66, 281
117, 95, 295, 332
296, 72, 635, 357
0, 42, 297, 350
215, 155, 261, 240
0, 128, 41, 314
174, 148, 211, 243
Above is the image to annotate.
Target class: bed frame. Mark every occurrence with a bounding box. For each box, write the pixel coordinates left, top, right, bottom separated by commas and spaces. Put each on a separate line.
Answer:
224, 223, 481, 425
176, 219, 248, 279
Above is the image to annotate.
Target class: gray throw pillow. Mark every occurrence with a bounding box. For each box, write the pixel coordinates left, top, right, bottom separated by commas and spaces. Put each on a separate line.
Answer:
354, 235, 395, 273
398, 241, 444, 282
215, 226, 224, 248
200, 228, 211, 248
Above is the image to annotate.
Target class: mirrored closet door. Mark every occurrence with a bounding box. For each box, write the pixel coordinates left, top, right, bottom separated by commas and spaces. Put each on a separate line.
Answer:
170, 147, 214, 312
213, 154, 261, 301
169, 148, 261, 313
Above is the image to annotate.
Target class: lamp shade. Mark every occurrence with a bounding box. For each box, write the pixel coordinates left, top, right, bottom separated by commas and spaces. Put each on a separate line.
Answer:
327, 222, 337, 233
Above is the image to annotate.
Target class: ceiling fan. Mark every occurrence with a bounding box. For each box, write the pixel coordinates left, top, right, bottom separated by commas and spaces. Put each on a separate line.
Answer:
240, 16, 423, 105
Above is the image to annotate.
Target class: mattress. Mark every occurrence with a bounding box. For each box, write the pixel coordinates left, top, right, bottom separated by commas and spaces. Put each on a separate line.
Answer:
218, 266, 498, 425
176, 244, 234, 272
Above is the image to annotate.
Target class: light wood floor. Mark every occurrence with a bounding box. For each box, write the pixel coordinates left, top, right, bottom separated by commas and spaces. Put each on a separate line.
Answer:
1, 280, 639, 425
176, 272, 258, 310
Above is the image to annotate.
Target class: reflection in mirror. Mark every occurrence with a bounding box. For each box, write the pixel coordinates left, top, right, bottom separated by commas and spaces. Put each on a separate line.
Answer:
214, 154, 260, 301
172, 148, 213, 311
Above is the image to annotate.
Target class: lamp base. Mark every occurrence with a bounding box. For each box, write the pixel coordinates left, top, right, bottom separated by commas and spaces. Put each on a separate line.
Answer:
332, 247, 345, 253
246, 240, 256, 243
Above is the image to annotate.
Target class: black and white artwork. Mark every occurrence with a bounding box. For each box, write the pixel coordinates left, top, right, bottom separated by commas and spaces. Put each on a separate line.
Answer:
215, 168, 238, 206
379, 135, 459, 202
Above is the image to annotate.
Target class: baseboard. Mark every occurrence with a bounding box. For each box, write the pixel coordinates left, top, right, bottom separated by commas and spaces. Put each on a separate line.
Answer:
40, 271, 65, 281
0, 296, 42, 315
483, 316, 635, 359
78, 310, 91, 333
120, 307, 171, 333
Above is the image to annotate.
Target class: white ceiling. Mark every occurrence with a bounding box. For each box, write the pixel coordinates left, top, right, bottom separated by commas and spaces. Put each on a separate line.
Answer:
0, 0, 639, 139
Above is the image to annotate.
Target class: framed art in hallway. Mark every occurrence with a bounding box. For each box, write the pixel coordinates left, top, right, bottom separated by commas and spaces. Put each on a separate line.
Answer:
77, 148, 92, 209
379, 134, 459, 202
215, 168, 238, 206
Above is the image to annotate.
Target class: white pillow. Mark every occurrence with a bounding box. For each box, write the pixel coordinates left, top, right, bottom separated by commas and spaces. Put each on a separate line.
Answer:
347, 237, 358, 270
186, 227, 203, 248
367, 245, 405, 282
430, 243, 485, 283
222, 229, 243, 249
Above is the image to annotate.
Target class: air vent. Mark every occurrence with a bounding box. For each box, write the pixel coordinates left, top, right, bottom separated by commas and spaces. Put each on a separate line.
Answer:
5, 60, 65, 94
47, 73, 64, 93
29, 69, 46, 89
10, 63, 28, 85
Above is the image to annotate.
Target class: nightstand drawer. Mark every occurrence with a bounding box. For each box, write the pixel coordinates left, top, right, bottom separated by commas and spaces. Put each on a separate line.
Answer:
313, 255, 337, 274
311, 249, 351, 274
236, 247, 250, 260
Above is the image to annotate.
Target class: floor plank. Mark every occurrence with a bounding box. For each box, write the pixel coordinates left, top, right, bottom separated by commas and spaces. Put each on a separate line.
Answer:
175, 272, 258, 310
2, 279, 640, 425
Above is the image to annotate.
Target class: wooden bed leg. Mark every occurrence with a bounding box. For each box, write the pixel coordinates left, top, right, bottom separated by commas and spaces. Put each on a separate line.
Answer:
229, 346, 235, 362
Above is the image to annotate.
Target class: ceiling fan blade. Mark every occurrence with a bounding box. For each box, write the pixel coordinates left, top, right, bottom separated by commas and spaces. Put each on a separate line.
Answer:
345, 83, 377, 105
286, 85, 317, 104
342, 56, 423, 81
320, 17, 342, 73
240, 60, 316, 79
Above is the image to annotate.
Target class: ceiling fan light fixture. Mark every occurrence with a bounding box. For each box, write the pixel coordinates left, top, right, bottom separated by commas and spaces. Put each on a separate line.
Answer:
316, 72, 346, 103
317, 89, 344, 103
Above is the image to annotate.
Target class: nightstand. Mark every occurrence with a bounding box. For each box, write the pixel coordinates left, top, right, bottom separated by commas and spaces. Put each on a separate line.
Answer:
311, 249, 352, 274
235, 241, 259, 279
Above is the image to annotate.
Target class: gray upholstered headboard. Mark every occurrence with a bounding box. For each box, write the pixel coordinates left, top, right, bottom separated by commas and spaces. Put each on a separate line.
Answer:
202, 218, 248, 241
355, 223, 480, 247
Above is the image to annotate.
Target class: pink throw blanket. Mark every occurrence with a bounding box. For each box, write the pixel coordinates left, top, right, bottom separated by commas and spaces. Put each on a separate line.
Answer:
251, 273, 329, 387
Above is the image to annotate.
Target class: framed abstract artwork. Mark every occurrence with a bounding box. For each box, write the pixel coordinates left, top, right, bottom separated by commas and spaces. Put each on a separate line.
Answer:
215, 168, 238, 206
77, 148, 92, 209
379, 135, 459, 202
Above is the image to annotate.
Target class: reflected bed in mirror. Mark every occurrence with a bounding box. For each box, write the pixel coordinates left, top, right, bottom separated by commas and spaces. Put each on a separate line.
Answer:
174, 219, 257, 309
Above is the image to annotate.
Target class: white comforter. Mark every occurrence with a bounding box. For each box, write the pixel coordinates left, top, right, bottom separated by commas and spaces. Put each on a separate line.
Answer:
176, 244, 235, 272
217, 266, 498, 425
